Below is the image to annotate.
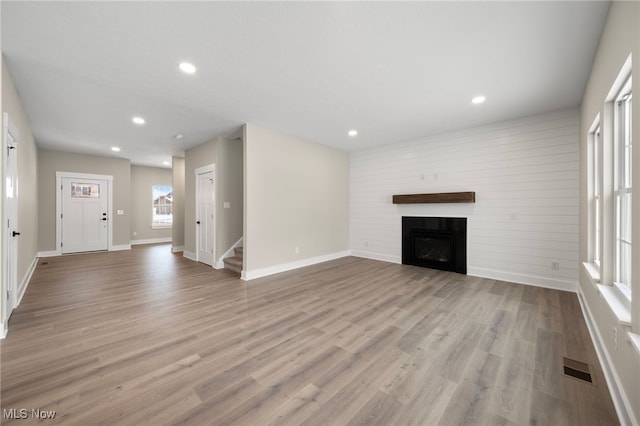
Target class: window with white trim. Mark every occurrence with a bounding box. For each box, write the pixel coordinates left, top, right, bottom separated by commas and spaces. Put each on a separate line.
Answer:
152, 185, 173, 228
591, 124, 601, 268
614, 76, 632, 300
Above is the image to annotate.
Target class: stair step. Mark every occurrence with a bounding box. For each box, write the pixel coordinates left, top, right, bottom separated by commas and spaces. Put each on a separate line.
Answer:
234, 247, 243, 258
224, 257, 242, 267
223, 256, 242, 274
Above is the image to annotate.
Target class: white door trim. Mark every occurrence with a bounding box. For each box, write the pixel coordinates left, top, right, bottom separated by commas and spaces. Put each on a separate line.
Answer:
56, 171, 114, 255
2, 113, 19, 338
195, 164, 216, 266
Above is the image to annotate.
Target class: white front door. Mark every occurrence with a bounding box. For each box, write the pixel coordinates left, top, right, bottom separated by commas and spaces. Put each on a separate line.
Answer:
196, 169, 215, 266
3, 113, 19, 329
61, 178, 109, 253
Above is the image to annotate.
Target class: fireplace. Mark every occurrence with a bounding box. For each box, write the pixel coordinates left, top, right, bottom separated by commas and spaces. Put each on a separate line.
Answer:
402, 216, 467, 274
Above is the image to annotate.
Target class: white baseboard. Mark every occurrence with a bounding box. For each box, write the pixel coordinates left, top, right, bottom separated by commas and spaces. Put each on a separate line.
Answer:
467, 266, 577, 293
131, 237, 172, 246
242, 250, 350, 281
17, 256, 37, 306
577, 289, 637, 426
1, 256, 38, 340
183, 251, 196, 261
349, 249, 401, 264
40, 245, 134, 255
171, 245, 184, 253
347, 251, 577, 293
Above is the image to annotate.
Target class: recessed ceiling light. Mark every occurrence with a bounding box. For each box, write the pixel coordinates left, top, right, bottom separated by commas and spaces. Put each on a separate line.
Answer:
111, 146, 121, 152
175, 133, 184, 140
472, 96, 486, 104
132, 116, 145, 125
163, 161, 171, 166
348, 129, 358, 137
179, 62, 197, 74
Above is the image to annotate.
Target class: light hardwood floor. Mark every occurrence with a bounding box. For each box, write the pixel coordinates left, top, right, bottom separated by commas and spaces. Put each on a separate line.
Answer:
1, 244, 618, 425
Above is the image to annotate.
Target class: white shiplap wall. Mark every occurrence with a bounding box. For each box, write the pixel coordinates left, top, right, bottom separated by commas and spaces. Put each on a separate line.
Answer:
349, 108, 580, 291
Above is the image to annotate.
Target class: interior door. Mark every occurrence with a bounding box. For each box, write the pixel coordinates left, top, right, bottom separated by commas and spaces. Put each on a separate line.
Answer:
3, 113, 19, 326
61, 178, 109, 253
196, 171, 215, 266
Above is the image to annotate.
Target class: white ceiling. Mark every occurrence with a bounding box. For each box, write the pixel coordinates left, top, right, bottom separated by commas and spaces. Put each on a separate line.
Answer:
1, 1, 610, 168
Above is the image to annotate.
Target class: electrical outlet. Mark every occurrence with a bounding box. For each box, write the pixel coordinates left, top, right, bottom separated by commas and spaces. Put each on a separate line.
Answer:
364, 241, 369, 247
613, 327, 618, 350
551, 261, 560, 271
133, 231, 137, 237
295, 247, 300, 254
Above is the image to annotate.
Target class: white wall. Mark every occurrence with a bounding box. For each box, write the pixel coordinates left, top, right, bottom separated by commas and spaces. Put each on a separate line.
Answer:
578, 1, 639, 424
243, 123, 349, 279
350, 108, 580, 291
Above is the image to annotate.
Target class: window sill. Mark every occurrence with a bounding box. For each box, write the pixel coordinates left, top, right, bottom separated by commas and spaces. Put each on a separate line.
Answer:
627, 332, 640, 355
596, 284, 631, 326
582, 261, 600, 284
152, 225, 172, 230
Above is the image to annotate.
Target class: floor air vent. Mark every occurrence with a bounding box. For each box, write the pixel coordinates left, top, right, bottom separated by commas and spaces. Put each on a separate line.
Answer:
563, 357, 592, 383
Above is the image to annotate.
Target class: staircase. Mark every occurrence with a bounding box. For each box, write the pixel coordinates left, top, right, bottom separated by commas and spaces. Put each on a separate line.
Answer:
223, 247, 243, 274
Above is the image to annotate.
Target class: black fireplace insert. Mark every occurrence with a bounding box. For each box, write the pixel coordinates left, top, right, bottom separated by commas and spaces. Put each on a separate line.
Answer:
402, 216, 467, 274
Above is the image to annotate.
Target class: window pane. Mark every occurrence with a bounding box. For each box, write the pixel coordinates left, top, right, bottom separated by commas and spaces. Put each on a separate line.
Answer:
622, 193, 631, 242
613, 81, 631, 298
595, 197, 600, 263
591, 125, 601, 266
618, 241, 631, 288
594, 131, 600, 195
152, 185, 173, 226
72, 182, 100, 198
625, 145, 632, 188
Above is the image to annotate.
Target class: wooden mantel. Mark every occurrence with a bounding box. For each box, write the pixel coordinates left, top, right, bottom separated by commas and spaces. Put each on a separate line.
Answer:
392, 191, 476, 204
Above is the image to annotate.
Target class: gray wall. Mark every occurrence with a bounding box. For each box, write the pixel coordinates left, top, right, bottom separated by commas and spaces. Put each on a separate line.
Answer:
216, 138, 243, 258
130, 165, 172, 242
171, 156, 185, 250
578, 1, 639, 423
1, 55, 39, 314
243, 123, 349, 274
38, 149, 131, 251
184, 138, 217, 258
183, 137, 243, 262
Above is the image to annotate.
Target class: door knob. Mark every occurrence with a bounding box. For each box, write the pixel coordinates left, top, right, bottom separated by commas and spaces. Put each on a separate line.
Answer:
196, 221, 201, 225
102, 218, 107, 221
12, 231, 20, 237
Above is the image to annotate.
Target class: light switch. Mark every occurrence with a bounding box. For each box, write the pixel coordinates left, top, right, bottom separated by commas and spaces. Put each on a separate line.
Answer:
117, 210, 124, 215
223, 202, 231, 209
